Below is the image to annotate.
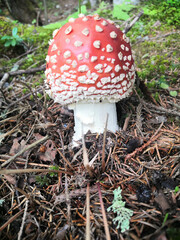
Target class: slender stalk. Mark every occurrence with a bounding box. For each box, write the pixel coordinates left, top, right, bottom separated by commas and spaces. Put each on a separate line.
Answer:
96, 182, 111, 240
86, 183, 90, 240
79, 0, 81, 14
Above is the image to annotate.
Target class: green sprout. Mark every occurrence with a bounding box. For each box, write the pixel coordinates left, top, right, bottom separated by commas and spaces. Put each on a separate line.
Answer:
1, 27, 23, 47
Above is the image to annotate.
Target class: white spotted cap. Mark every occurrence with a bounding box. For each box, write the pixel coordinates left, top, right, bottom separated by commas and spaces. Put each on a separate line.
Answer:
45, 15, 135, 105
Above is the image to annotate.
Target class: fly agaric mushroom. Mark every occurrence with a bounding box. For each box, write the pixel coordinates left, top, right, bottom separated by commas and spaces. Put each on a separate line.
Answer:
45, 14, 135, 143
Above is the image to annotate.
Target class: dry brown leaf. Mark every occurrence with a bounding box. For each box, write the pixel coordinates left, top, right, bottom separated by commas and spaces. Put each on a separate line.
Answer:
39, 140, 57, 162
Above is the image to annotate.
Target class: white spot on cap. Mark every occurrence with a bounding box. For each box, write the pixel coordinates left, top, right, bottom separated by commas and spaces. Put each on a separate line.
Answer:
111, 59, 115, 64
69, 18, 75, 23
94, 15, 101, 20
60, 64, 70, 72
66, 59, 72, 64
72, 60, 77, 68
97, 82, 103, 88
101, 77, 110, 85
115, 64, 121, 72
111, 73, 115, 78
104, 65, 112, 73
120, 73, 125, 80
107, 19, 114, 24
110, 31, 117, 39
95, 25, 103, 32
65, 25, 72, 35
82, 28, 89, 36
123, 34, 130, 43
79, 13, 85, 18
88, 87, 96, 93
118, 52, 123, 60
100, 56, 105, 60
82, 17, 88, 22
122, 80, 127, 86
101, 20, 108, 26
123, 65, 128, 71
107, 58, 111, 62
52, 65, 57, 69
77, 53, 83, 61
48, 39, 54, 46
101, 48, 105, 51
93, 40, 101, 49
78, 65, 89, 72
121, 44, 125, 50
45, 55, 50, 63
124, 56, 127, 61
106, 44, 113, 52
50, 55, 57, 63
94, 64, 103, 72
128, 55, 132, 61
91, 72, 99, 81
57, 50, 61, 55
53, 29, 59, 38
85, 52, 89, 59
78, 76, 86, 83
74, 41, 83, 47
91, 56, 98, 62
64, 50, 71, 58
125, 47, 129, 51
70, 74, 77, 79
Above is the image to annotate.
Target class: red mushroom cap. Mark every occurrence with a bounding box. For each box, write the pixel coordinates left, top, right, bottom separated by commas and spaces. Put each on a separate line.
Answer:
45, 14, 135, 105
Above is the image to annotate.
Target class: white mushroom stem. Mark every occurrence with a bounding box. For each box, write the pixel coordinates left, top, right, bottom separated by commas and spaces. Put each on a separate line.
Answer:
68, 101, 119, 144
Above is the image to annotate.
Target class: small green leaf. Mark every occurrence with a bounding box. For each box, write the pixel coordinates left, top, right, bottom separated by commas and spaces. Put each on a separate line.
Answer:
11, 39, 16, 46
4, 41, 11, 47
1, 36, 10, 40
160, 82, 169, 89
12, 27, 18, 37
174, 186, 179, 194
170, 90, 178, 97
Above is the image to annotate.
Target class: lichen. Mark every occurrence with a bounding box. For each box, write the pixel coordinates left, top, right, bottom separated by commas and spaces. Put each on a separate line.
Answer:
107, 187, 133, 233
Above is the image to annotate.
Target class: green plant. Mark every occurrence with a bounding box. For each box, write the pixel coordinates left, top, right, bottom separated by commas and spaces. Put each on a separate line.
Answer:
49, 165, 59, 177
112, 2, 135, 20
163, 213, 169, 226
1, 27, 23, 47
36, 175, 50, 186
174, 186, 179, 194
107, 187, 133, 233
158, 76, 178, 97
142, 0, 180, 27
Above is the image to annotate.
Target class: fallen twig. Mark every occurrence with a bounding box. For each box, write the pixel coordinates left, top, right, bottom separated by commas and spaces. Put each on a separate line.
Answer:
142, 100, 180, 117
0, 64, 46, 78
86, 183, 90, 240
123, 11, 144, 34
0, 73, 9, 89
0, 209, 24, 232
97, 182, 111, 240
125, 132, 162, 161
0, 135, 49, 168
0, 168, 72, 175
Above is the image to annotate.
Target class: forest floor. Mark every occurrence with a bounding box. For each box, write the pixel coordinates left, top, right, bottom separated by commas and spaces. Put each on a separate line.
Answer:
0, 1, 180, 240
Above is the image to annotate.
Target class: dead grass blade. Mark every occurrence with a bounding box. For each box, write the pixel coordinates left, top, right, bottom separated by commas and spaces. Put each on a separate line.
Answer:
86, 183, 90, 240
96, 182, 111, 240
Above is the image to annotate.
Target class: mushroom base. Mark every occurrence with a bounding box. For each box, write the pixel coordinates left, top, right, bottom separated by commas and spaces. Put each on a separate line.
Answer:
69, 101, 119, 145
